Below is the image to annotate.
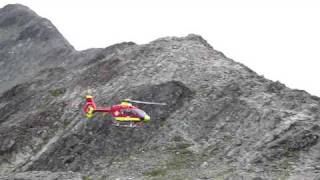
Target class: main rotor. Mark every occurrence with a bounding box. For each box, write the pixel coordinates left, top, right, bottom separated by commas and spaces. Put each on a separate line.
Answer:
122, 98, 166, 106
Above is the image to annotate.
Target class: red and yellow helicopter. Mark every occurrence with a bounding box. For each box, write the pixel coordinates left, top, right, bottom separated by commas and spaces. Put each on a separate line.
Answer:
83, 95, 166, 127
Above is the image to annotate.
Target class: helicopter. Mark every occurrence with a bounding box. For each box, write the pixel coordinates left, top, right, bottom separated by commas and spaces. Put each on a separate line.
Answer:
83, 95, 166, 127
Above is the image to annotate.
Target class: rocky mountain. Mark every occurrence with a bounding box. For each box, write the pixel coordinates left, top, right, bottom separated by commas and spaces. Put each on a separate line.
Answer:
1, 4, 320, 180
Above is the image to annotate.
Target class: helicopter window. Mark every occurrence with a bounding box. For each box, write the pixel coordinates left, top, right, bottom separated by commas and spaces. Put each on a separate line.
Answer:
121, 109, 146, 117
132, 109, 147, 117
121, 109, 136, 116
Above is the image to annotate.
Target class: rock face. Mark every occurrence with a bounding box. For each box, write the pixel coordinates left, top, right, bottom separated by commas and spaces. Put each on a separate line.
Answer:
1, 4, 320, 180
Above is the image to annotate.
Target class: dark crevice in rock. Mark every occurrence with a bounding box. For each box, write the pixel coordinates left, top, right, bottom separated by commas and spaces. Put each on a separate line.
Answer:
27, 81, 193, 172
79, 57, 122, 87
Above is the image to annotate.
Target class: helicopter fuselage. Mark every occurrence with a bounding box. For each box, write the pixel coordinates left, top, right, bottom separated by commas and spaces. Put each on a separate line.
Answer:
83, 95, 155, 125
84, 97, 150, 122
108, 104, 149, 122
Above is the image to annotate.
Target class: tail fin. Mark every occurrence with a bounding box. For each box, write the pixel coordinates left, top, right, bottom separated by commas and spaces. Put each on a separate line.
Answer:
84, 95, 97, 118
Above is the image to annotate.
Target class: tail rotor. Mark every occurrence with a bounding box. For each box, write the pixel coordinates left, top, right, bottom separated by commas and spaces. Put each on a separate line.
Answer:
84, 95, 97, 118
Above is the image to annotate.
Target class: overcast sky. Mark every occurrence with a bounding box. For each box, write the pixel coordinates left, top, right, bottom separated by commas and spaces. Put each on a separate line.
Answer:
1, 0, 320, 96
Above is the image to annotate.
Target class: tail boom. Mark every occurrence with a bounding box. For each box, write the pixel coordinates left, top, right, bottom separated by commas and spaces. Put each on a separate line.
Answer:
84, 95, 112, 118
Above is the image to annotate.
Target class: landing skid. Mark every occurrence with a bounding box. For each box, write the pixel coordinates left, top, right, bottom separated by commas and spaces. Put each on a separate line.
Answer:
111, 120, 145, 128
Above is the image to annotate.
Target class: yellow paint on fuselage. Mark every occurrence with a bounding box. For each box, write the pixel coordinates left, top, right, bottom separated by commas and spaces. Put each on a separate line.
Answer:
114, 117, 141, 121
120, 102, 132, 106
86, 95, 93, 99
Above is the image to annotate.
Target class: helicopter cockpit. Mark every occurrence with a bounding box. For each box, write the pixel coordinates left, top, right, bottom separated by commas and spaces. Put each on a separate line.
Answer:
120, 109, 147, 118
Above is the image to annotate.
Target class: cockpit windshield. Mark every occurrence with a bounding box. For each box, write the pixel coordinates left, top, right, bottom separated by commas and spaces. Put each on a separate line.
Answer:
132, 109, 147, 117
121, 109, 147, 117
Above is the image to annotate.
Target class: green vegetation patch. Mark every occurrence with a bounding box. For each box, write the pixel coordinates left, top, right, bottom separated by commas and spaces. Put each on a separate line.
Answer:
143, 168, 167, 177
82, 176, 93, 180
50, 88, 66, 97
166, 150, 195, 170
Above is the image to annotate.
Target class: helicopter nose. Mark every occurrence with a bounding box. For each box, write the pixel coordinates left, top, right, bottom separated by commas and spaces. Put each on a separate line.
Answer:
144, 115, 150, 122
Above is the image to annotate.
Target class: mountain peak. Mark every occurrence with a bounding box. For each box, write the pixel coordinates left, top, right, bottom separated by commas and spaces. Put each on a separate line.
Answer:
0, 4, 37, 28
1, 3, 34, 13
0, 3, 73, 46
0, 4, 74, 94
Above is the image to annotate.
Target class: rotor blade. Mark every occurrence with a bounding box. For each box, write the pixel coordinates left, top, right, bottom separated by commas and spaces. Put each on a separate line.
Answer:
128, 99, 167, 106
